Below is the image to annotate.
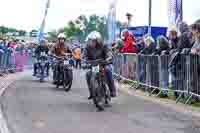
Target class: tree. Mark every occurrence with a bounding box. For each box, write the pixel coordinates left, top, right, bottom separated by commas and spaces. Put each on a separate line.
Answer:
47, 30, 58, 42
0, 26, 9, 34
60, 14, 111, 43
18, 30, 26, 36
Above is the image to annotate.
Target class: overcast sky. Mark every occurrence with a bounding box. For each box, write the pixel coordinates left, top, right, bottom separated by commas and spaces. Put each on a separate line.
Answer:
0, 0, 199, 32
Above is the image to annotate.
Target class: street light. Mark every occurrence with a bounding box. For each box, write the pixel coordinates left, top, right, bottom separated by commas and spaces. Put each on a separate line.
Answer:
126, 13, 133, 27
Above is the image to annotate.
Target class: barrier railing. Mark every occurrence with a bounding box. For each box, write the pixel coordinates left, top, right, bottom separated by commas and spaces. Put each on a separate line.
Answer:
113, 53, 200, 103
0, 49, 33, 75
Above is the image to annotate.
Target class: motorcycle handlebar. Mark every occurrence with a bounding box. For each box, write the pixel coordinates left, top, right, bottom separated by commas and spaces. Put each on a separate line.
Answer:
82, 59, 112, 66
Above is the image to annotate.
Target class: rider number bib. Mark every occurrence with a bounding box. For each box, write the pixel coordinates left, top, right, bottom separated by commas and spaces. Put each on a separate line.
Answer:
92, 65, 100, 73
64, 60, 69, 65
41, 52, 46, 56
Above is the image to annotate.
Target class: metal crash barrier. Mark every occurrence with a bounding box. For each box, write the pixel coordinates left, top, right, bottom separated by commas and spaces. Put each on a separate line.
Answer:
113, 53, 200, 103
0, 49, 33, 75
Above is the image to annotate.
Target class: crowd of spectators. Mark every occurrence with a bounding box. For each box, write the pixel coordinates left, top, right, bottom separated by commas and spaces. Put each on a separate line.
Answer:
112, 20, 200, 56
0, 38, 37, 74
112, 20, 200, 98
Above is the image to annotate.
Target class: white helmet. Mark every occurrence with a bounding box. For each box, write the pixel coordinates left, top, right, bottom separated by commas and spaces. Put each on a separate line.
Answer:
85, 31, 102, 42
58, 33, 66, 39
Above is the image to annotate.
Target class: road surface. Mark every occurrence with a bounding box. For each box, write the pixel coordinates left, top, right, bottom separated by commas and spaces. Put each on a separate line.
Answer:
1, 70, 200, 133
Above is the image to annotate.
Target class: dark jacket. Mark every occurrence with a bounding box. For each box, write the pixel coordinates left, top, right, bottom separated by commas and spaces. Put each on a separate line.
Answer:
177, 32, 193, 50
83, 44, 113, 61
35, 45, 49, 57
140, 43, 156, 55
170, 37, 179, 49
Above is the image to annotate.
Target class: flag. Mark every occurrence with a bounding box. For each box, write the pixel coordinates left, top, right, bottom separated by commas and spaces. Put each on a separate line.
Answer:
167, 0, 182, 35
37, 0, 50, 43
175, 0, 183, 26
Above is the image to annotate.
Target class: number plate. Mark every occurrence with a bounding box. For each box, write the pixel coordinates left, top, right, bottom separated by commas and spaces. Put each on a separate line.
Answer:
41, 52, 46, 56
92, 65, 100, 73
41, 62, 46, 66
64, 60, 69, 65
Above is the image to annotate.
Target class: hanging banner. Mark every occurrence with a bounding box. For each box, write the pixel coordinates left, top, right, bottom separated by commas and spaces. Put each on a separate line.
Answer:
168, 0, 183, 31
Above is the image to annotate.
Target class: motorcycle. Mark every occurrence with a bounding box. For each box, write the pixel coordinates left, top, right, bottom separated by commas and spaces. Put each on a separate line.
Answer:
85, 59, 111, 111
53, 54, 73, 91
36, 52, 49, 82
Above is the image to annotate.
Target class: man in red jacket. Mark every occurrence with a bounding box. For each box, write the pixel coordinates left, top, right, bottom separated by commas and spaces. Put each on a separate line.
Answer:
121, 30, 138, 53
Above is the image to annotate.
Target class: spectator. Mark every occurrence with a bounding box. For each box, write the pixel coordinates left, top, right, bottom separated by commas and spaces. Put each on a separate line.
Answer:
112, 38, 124, 54
72, 46, 81, 69
153, 35, 170, 55
154, 36, 171, 96
140, 35, 156, 55
168, 28, 179, 50
121, 29, 138, 53
191, 22, 200, 55
190, 22, 200, 101
136, 37, 145, 53
177, 22, 193, 51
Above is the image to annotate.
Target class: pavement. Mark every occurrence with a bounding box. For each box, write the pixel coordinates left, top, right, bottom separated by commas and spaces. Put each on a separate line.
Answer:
0, 69, 200, 133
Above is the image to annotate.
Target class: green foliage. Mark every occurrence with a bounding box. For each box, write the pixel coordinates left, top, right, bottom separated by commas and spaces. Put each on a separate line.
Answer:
58, 14, 108, 43
0, 26, 27, 36
47, 30, 58, 42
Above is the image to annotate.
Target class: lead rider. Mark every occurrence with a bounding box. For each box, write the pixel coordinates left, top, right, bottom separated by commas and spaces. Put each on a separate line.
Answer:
83, 31, 117, 99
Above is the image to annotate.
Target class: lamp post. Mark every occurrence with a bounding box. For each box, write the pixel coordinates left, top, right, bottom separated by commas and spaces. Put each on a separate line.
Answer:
126, 13, 133, 27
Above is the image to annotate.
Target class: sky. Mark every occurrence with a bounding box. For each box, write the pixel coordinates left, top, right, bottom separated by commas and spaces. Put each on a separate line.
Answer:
0, 0, 199, 32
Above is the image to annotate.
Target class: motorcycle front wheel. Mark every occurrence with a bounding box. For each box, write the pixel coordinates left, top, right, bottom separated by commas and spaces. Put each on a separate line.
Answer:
90, 77, 104, 111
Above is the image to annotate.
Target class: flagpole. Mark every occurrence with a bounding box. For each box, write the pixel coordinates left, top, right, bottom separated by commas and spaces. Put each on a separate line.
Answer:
148, 0, 152, 35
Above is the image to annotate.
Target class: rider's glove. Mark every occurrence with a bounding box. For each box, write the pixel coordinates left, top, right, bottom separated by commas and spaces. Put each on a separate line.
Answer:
106, 57, 112, 63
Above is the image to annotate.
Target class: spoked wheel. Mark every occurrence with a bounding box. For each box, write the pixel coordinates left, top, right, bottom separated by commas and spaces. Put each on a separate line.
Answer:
91, 78, 104, 112
103, 84, 111, 108
63, 70, 73, 92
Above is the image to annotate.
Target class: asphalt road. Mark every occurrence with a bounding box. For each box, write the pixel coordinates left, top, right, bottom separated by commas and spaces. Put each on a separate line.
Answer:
1, 70, 200, 133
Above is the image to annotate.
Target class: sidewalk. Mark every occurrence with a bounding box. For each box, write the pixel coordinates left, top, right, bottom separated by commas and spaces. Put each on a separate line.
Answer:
116, 82, 200, 118
0, 73, 18, 133
0, 71, 29, 133
0, 73, 18, 96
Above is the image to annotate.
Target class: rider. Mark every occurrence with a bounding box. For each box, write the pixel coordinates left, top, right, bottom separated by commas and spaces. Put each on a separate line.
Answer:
51, 33, 72, 84
33, 39, 49, 76
83, 31, 117, 99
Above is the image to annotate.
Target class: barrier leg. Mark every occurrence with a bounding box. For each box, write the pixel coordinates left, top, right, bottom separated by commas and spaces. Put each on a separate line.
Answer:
129, 81, 139, 90
176, 92, 183, 103
185, 94, 193, 105
156, 89, 163, 97
149, 88, 158, 96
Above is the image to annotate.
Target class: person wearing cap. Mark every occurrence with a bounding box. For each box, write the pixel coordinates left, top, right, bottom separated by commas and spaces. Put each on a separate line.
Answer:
168, 27, 179, 50
83, 31, 117, 99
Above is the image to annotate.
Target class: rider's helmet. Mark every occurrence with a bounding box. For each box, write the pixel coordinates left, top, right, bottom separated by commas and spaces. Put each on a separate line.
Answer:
57, 33, 66, 44
58, 33, 66, 40
39, 39, 46, 46
85, 31, 102, 44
